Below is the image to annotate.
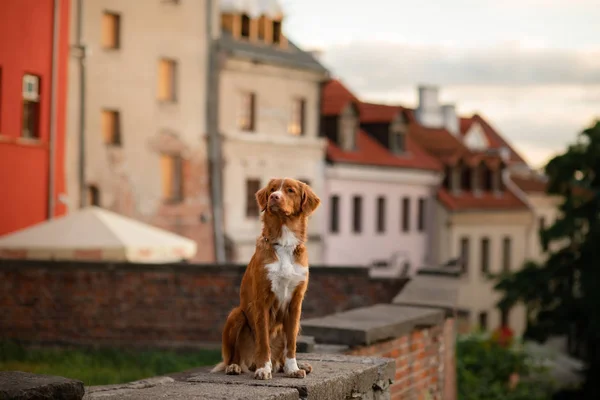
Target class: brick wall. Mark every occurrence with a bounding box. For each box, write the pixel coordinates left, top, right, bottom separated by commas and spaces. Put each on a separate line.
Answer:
346, 318, 455, 400
0, 259, 406, 347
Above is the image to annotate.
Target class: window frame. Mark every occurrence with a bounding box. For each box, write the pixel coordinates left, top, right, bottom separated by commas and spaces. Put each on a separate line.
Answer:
245, 178, 261, 217
352, 195, 362, 233
330, 195, 340, 233
376, 196, 386, 233
101, 11, 121, 50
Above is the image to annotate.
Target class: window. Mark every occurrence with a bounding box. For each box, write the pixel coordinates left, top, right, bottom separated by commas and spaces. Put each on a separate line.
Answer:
239, 92, 256, 132
101, 109, 121, 146
22, 74, 41, 139
500, 307, 511, 327
461, 165, 472, 191
87, 185, 100, 206
376, 196, 386, 233
352, 195, 362, 233
330, 195, 339, 233
288, 98, 306, 135
160, 154, 184, 203
246, 178, 260, 217
460, 237, 470, 273
401, 197, 410, 232
482, 166, 493, 191
417, 198, 426, 232
158, 58, 177, 102
442, 165, 452, 190
481, 237, 490, 274
272, 20, 282, 44
241, 14, 251, 38
502, 237, 511, 272
478, 311, 488, 331
101, 12, 120, 49
390, 132, 405, 154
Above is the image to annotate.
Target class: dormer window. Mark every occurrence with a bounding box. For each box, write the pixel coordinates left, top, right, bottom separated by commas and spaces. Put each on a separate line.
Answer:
241, 14, 251, 38
273, 20, 282, 44
339, 103, 358, 151
389, 114, 406, 154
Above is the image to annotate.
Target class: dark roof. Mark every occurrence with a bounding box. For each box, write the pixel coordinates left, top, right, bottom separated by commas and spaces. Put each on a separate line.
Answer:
218, 32, 329, 74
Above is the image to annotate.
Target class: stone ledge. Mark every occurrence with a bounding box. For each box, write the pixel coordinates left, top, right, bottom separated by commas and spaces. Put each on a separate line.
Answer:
301, 304, 444, 347
85, 354, 394, 400
392, 273, 460, 315
0, 371, 84, 400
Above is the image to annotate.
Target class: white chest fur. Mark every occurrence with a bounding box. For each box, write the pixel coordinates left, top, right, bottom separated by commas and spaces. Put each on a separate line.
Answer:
265, 226, 307, 309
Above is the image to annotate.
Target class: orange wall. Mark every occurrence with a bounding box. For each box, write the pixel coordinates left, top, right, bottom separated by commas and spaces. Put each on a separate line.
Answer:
0, 0, 70, 235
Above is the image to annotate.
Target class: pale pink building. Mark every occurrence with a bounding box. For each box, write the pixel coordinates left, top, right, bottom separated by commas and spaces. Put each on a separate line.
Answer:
320, 80, 442, 272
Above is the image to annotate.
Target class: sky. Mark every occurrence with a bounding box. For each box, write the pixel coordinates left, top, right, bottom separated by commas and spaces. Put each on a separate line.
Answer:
279, 0, 600, 168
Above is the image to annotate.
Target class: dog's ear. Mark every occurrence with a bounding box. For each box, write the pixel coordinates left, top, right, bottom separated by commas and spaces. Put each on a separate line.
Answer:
300, 183, 320, 216
255, 180, 274, 212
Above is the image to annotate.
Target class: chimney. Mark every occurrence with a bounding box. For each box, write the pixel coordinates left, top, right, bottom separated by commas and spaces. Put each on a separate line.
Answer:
416, 85, 443, 128
441, 104, 459, 135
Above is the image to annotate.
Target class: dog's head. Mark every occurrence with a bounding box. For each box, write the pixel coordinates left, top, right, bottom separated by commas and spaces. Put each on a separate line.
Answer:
255, 178, 320, 218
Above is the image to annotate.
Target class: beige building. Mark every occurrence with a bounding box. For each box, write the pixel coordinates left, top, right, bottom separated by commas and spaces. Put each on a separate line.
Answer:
218, 1, 330, 263
410, 86, 535, 336
65, 0, 219, 261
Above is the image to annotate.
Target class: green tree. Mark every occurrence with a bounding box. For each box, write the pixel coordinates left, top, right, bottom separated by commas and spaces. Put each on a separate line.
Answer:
495, 120, 600, 399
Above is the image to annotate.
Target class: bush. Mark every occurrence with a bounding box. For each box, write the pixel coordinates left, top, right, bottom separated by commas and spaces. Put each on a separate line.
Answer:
457, 334, 555, 400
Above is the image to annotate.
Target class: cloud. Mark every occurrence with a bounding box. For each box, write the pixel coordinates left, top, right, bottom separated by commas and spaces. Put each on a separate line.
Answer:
317, 40, 600, 168
320, 41, 600, 89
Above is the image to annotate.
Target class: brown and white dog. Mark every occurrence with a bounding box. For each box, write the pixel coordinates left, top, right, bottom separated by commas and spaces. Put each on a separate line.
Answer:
211, 177, 320, 380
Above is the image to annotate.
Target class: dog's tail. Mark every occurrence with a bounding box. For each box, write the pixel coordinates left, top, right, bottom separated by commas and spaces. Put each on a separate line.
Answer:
210, 307, 247, 373
210, 361, 226, 373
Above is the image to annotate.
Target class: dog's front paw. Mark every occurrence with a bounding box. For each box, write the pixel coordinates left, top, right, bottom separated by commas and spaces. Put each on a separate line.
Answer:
254, 367, 272, 380
254, 361, 272, 380
298, 361, 312, 375
285, 369, 306, 379
284, 358, 307, 379
225, 364, 242, 375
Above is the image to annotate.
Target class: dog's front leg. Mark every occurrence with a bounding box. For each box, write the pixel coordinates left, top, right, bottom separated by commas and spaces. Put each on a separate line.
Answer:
283, 283, 309, 378
253, 307, 272, 380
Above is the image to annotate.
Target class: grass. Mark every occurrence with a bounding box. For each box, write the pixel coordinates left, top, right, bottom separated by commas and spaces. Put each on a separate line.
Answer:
0, 341, 221, 386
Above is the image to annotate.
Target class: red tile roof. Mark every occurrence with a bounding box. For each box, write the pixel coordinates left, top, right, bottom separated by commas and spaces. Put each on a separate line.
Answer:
408, 123, 471, 165
437, 188, 528, 211
326, 130, 442, 171
321, 79, 531, 212
321, 79, 360, 116
359, 102, 404, 123
510, 175, 548, 193
460, 114, 527, 164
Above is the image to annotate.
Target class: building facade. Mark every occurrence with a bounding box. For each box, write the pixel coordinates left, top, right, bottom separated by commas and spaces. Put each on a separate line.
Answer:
410, 86, 533, 336
0, 0, 70, 236
320, 80, 442, 271
218, 0, 330, 263
65, 0, 218, 261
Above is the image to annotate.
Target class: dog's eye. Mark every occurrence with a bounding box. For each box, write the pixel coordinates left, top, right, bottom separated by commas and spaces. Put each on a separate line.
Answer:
287, 188, 294, 193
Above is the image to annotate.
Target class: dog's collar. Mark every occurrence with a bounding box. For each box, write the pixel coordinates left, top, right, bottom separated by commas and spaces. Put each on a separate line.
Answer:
262, 236, 302, 250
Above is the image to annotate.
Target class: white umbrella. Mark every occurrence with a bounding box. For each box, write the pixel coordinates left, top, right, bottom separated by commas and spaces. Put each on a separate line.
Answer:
0, 206, 197, 263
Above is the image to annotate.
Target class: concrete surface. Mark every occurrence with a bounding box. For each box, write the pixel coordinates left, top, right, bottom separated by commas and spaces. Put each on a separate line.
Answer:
301, 304, 444, 346
84, 354, 394, 400
0, 371, 84, 400
392, 273, 460, 314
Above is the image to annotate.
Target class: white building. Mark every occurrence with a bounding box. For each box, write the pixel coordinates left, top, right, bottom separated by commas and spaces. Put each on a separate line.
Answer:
218, 0, 330, 262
